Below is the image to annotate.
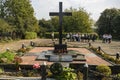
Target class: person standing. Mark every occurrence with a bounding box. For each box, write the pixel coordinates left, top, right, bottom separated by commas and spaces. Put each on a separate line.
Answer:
66, 33, 70, 41
51, 32, 54, 41
102, 34, 106, 43
108, 34, 112, 43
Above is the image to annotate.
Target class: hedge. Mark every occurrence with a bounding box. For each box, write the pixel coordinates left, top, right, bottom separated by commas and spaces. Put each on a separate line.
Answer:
25, 32, 37, 39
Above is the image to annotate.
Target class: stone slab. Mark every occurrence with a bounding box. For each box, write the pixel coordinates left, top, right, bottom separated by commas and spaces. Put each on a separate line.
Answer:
49, 55, 73, 62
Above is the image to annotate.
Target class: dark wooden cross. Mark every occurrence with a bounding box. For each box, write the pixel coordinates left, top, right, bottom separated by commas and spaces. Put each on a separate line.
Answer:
49, 2, 72, 45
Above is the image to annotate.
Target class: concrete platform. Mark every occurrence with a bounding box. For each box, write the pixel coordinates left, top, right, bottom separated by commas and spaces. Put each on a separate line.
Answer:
20, 47, 112, 66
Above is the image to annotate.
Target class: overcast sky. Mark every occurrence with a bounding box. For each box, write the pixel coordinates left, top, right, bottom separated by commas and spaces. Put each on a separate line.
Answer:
31, 0, 120, 21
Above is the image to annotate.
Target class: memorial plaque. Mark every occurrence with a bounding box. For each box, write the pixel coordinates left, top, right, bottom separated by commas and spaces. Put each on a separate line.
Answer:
49, 55, 60, 62
61, 55, 73, 62
49, 55, 73, 62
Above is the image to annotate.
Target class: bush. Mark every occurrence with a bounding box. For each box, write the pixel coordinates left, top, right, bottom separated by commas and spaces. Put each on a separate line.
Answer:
17, 46, 32, 54
0, 51, 15, 63
55, 67, 77, 80
96, 65, 111, 76
14, 56, 23, 63
90, 47, 120, 64
0, 67, 4, 73
17, 48, 27, 53
25, 32, 37, 39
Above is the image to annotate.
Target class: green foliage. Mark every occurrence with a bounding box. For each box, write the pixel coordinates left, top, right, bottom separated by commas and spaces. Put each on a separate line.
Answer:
0, 67, 4, 73
0, 0, 39, 39
39, 7, 93, 34
39, 19, 54, 32
17, 48, 27, 53
51, 8, 92, 33
117, 73, 120, 79
0, 19, 14, 41
90, 47, 120, 64
14, 56, 22, 63
25, 32, 37, 39
50, 63, 63, 75
17, 46, 32, 55
0, 19, 13, 32
55, 67, 77, 80
77, 71, 83, 80
96, 8, 120, 39
63, 8, 93, 33
96, 65, 111, 76
0, 51, 15, 63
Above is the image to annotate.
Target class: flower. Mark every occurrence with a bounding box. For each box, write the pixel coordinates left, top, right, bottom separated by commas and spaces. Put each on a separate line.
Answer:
33, 63, 40, 69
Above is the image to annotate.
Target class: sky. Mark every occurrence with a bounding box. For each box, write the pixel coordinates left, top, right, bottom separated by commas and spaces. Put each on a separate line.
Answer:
31, 0, 120, 21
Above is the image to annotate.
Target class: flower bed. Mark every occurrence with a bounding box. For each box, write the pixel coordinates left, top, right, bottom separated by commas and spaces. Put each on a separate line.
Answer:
90, 47, 120, 64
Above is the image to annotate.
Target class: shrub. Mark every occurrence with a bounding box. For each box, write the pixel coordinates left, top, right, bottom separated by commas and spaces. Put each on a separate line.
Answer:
0, 51, 15, 63
17, 48, 27, 53
90, 47, 120, 64
17, 46, 32, 54
77, 71, 83, 80
14, 56, 23, 63
56, 67, 77, 80
117, 73, 120, 79
0, 67, 4, 73
96, 65, 111, 76
25, 32, 37, 39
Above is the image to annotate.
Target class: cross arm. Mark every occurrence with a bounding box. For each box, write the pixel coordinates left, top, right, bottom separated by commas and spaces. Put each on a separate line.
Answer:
63, 12, 72, 16
49, 12, 59, 16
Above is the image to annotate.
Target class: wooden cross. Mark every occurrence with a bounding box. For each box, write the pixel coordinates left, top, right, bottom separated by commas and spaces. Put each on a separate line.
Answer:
49, 2, 72, 45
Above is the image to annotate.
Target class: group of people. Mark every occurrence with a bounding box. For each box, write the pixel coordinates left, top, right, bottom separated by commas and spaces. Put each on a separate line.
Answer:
66, 33, 97, 42
102, 34, 112, 43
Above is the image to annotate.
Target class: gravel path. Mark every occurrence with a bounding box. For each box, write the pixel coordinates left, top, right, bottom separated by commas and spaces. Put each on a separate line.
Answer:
0, 39, 51, 52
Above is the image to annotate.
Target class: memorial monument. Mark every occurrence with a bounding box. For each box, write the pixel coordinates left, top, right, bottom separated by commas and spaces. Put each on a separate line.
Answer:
36, 2, 86, 62
49, 2, 72, 53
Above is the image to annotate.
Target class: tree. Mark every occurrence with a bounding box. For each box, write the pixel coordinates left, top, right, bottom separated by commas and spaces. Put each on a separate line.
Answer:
63, 8, 93, 33
111, 12, 120, 39
2, 0, 39, 38
96, 8, 120, 39
39, 19, 55, 32
0, 18, 13, 38
49, 7, 93, 33
0, 0, 5, 18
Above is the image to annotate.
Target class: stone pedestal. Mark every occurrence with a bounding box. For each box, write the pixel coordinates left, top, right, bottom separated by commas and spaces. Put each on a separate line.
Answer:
54, 44, 67, 53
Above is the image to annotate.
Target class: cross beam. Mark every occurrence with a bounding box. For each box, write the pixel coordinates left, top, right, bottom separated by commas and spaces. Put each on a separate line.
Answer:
49, 2, 72, 45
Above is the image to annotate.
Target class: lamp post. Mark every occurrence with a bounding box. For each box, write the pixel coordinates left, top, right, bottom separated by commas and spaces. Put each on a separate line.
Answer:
83, 63, 88, 80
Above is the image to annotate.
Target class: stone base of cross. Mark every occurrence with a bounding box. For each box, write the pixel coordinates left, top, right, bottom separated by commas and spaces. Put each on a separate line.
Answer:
54, 44, 67, 54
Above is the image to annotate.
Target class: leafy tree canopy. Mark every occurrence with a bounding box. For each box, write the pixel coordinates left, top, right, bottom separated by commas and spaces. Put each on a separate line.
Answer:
0, 18, 13, 33
96, 8, 120, 39
0, 0, 39, 38
39, 7, 93, 33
